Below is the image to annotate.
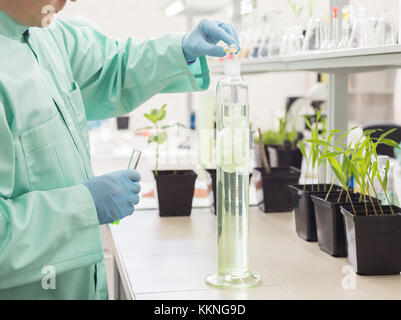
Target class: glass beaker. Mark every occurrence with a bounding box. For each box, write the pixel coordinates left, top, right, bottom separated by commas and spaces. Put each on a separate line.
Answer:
287, 26, 304, 56
205, 57, 260, 289
339, 5, 355, 49
376, 9, 396, 46
349, 7, 371, 48
268, 28, 283, 57
303, 7, 324, 52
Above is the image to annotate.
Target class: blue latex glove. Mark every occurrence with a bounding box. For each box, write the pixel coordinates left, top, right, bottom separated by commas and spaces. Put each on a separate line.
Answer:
182, 19, 240, 64
84, 169, 141, 225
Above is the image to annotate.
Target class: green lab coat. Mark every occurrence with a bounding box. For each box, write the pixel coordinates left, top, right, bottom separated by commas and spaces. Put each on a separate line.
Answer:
0, 10, 210, 299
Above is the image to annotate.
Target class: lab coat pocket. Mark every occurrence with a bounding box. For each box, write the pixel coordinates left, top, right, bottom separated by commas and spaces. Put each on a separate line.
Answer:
67, 81, 90, 152
21, 116, 66, 191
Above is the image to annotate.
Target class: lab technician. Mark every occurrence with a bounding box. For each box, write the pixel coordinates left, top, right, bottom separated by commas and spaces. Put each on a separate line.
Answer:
0, 0, 239, 299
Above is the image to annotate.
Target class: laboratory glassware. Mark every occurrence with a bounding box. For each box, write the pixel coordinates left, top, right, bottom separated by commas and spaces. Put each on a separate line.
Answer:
223, 44, 239, 54
249, 13, 265, 58
239, 27, 251, 59
328, 7, 340, 50
303, 7, 325, 52
320, 13, 331, 50
376, 9, 396, 46
268, 28, 283, 57
113, 148, 142, 225
205, 56, 260, 289
258, 17, 270, 58
339, 5, 355, 49
267, 12, 285, 57
280, 27, 291, 56
349, 7, 371, 49
287, 26, 304, 56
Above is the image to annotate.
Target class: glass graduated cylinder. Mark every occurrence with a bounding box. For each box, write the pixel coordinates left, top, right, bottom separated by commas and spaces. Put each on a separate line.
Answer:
205, 64, 260, 288
216, 105, 250, 276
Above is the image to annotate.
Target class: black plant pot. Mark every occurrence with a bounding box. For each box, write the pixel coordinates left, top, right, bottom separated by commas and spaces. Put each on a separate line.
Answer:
256, 167, 301, 213
340, 205, 401, 275
289, 184, 342, 242
277, 148, 303, 169
311, 192, 361, 257
153, 170, 197, 217
206, 169, 252, 215
116, 116, 130, 130
264, 142, 303, 169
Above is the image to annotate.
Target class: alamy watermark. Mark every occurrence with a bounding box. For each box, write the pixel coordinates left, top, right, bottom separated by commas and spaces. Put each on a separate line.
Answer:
41, 265, 56, 290
341, 265, 356, 290
41, 5, 56, 28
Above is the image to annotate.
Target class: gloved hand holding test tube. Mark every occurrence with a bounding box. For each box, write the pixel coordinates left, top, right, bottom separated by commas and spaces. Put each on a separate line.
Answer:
113, 148, 142, 225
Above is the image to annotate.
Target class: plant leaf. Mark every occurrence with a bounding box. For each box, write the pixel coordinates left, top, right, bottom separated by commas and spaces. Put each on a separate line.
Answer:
299, 141, 307, 159
147, 134, 157, 143
144, 113, 156, 124
304, 116, 312, 130
381, 138, 399, 148
156, 131, 167, 145
136, 126, 154, 132
328, 156, 347, 188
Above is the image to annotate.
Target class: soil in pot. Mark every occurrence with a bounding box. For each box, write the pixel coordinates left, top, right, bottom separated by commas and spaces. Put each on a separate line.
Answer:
312, 192, 362, 257
256, 167, 301, 213
340, 205, 401, 275
207, 169, 252, 215
153, 170, 197, 217
289, 184, 343, 242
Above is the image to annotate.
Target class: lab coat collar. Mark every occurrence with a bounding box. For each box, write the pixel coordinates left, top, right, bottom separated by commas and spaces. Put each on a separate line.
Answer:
0, 9, 29, 41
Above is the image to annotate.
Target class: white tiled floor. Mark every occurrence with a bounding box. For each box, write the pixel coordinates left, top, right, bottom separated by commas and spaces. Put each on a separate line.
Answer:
110, 208, 401, 300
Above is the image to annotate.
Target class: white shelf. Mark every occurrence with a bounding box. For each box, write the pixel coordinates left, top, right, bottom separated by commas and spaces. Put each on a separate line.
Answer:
210, 45, 401, 74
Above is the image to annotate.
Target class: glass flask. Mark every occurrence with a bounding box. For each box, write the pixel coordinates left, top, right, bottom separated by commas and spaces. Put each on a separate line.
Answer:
258, 15, 270, 58
267, 12, 284, 57
287, 26, 304, 56
349, 7, 371, 48
280, 26, 291, 56
327, 7, 340, 50
303, 7, 325, 52
205, 56, 260, 289
376, 9, 396, 46
320, 13, 331, 50
339, 5, 355, 49
250, 14, 266, 58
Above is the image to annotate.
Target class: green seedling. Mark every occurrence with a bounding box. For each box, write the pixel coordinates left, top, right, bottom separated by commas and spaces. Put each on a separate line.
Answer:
256, 130, 285, 147
311, 127, 400, 216
136, 104, 187, 176
285, 0, 304, 19
308, 0, 319, 17
302, 110, 323, 192
255, 114, 299, 150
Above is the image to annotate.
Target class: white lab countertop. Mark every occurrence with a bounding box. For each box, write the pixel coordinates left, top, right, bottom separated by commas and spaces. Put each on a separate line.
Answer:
107, 207, 401, 300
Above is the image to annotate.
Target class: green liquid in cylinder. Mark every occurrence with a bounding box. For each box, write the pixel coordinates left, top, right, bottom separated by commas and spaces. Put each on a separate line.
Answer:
206, 103, 260, 288
217, 106, 250, 275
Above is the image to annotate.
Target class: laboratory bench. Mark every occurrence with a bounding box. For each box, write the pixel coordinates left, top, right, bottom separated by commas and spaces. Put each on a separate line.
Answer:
104, 207, 401, 300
